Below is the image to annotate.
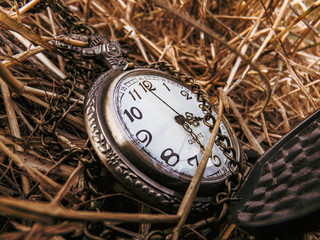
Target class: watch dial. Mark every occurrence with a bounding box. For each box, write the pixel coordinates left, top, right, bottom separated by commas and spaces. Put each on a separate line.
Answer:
112, 71, 236, 183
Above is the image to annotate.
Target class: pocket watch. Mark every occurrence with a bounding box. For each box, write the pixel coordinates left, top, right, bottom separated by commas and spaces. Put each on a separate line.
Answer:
53, 34, 241, 212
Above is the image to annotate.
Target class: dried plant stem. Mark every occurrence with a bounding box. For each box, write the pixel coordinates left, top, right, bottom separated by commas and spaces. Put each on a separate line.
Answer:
25, 223, 43, 240
14, 151, 74, 179
0, 72, 30, 194
47, 7, 65, 73
228, 97, 264, 154
0, 139, 81, 203
25, 86, 84, 104
50, 162, 84, 206
223, 1, 271, 94
172, 89, 225, 240
23, 93, 50, 108
104, 223, 144, 239
0, 9, 54, 51
221, 224, 236, 240
278, 51, 318, 110
272, 96, 290, 132
11, 32, 66, 79
51, 36, 89, 47
224, 8, 263, 93
288, 3, 320, 36
270, 1, 320, 44
13, 102, 34, 132
254, 0, 289, 60
2, 46, 45, 68
10, 0, 41, 18
229, 0, 289, 114
139, 205, 151, 236
121, 19, 151, 64
214, 15, 259, 20
279, 54, 320, 76
278, 79, 320, 101
260, 112, 271, 146
0, 196, 179, 224
140, 34, 162, 58
152, 0, 271, 115
0, 62, 25, 96
84, 0, 92, 24
23, 93, 85, 131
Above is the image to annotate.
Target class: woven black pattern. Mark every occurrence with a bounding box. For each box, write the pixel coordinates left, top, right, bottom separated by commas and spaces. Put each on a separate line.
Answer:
230, 109, 320, 229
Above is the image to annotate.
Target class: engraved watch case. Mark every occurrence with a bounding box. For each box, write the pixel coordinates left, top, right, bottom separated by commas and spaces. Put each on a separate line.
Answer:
84, 67, 241, 212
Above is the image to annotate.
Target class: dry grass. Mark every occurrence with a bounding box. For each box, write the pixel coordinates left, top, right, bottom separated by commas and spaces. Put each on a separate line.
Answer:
0, 0, 320, 239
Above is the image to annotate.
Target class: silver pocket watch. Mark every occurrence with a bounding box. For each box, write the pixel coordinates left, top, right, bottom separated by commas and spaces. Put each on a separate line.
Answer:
53, 34, 241, 212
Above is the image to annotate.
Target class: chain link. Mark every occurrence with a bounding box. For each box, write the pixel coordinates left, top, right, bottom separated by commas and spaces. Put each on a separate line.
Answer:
35, 72, 100, 196
49, 0, 95, 34
11, 0, 109, 205
148, 61, 244, 221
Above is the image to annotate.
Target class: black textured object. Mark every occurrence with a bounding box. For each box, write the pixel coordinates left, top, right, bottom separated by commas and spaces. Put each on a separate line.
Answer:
229, 109, 320, 236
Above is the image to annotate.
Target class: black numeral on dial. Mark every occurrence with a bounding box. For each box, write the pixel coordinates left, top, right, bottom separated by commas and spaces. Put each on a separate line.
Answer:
124, 107, 143, 122
136, 129, 152, 147
180, 90, 192, 100
212, 155, 222, 167
142, 80, 156, 91
129, 89, 141, 101
139, 82, 148, 92
161, 148, 180, 166
163, 82, 171, 91
187, 155, 199, 167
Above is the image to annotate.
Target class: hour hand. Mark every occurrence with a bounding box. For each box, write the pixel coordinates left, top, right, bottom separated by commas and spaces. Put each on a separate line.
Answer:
174, 114, 186, 126
175, 114, 205, 150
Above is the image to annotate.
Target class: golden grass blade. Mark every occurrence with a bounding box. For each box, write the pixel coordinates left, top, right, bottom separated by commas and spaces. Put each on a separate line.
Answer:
277, 51, 318, 110
228, 97, 264, 155
172, 89, 225, 240
2, 46, 45, 68
0, 196, 179, 224
0, 139, 82, 203
14, 151, 75, 179
0, 65, 31, 194
270, 1, 320, 44
288, 3, 320, 36
152, 0, 271, 115
9, 0, 41, 18
0, 61, 25, 96
0, 9, 54, 51
50, 162, 84, 206
1, 0, 320, 238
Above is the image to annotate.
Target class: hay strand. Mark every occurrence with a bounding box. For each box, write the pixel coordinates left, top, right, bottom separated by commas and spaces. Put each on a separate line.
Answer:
0, 0, 320, 239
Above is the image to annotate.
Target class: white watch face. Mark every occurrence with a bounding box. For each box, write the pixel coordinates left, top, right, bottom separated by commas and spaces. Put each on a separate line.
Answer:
112, 71, 236, 183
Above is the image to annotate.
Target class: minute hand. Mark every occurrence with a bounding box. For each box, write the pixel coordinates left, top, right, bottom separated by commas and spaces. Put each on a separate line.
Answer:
142, 80, 204, 149
142, 80, 180, 115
